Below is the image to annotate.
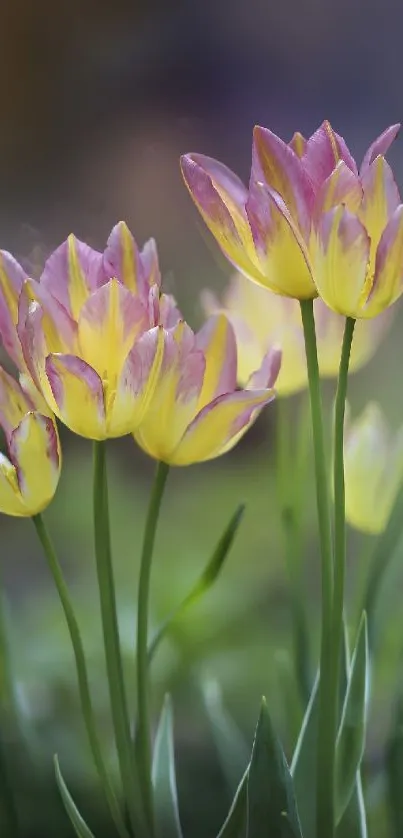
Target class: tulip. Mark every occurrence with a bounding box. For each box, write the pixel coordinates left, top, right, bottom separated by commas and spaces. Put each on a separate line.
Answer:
133, 314, 280, 465
181, 122, 402, 315
202, 273, 392, 395
344, 403, 403, 534
0, 367, 60, 516
0, 223, 180, 440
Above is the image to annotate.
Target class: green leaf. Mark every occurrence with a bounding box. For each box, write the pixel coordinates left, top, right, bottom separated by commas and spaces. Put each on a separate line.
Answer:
148, 504, 245, 663
54, 755, 95, 838
385, 693, 403, 838
247, 697, 302, 838
335, 613, 369, 824
152, 695, 183, 838
290, 672, 319, 838
202, 678, 249, 792
337, 772, 367, 838
217, 769, 248, 838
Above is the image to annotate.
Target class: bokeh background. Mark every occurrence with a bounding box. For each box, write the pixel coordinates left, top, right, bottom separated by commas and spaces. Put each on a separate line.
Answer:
1, 1, 403, 836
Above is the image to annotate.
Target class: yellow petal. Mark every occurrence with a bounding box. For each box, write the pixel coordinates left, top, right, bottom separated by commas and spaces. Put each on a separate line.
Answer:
45, 354, 106, 439
9, 413, 61, 514
313, 207, 370, 316
170, 389, 274, 466
134, 323, 205, 461
0, 455, 25, 516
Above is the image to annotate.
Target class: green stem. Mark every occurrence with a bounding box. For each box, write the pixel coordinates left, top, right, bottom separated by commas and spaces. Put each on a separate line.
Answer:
276, 397, 311, 706
136, 461, 169, 835
0, 578, 19, 836
32, 514, 129, 838
92, 442, 143, 836
328, 316, 355, 827
300, 299, 334, 838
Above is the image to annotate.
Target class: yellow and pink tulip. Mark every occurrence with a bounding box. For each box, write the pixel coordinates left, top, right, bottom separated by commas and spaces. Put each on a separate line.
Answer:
0, 223, 180, 440
344, 403, 403, 534
203, 273, 392, 396
181, 122, 403, 317
134, 313, 280, 465
0, 368, 60, 516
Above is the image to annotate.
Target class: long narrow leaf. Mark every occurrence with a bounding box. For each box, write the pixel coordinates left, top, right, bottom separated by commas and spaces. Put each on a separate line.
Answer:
202, 678, 249, 792
54, 756, 95, 838
290, 672, 319, 838
148, 505, 245, 662
335, 614, 369, 823
247, 698, 302, 838
217, 769, 248, 838
152, 695, 183, 838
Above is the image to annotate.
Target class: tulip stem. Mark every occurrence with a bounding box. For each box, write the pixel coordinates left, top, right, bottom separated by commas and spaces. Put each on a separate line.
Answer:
92, 441, 143, 836
136, 460, 169, 836
32, 512, 129, 838
330, 316, 355, 750
276, 397, 311, 708
300, 299, 335, 838
0, 575, 19, 836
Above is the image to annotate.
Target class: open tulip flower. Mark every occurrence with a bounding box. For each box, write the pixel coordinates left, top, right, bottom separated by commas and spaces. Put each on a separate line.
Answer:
344, 403, 403, 534
133, 313, 280, 465
0, 367, 60, 516
203, 272, 392, 395
0, 223, 181, 440
181, 122, 403, 316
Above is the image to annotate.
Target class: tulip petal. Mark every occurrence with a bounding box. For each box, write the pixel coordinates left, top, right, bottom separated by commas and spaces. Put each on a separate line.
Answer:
360, 124, 400, 174
0, 251, 28, 369
314, 161, 362, 216
252, 126, 315, 237
303, 121, 358, 189
45, 354, 106, 439
171, 388, 275, 465
313, 206, 370, 316
289, 132, 306, 158
246, 181, 315, 298
9, 412, 60, 514
77, 278, 148, 387
139, 237, 161, 290
0, 454, 25, 516
180, 154, 263, 282
41, 236, 104, 319
18, 278, 77, 355
359, 156, 400, 265
365, 205, 403, 315
195, 314, 237, 408
110, 326, 165, 436
134, 323, 206, 461
158, 293, 182, 328
246, 346, 282, 389
0, 368, 31, 440
103, 222, 161, 303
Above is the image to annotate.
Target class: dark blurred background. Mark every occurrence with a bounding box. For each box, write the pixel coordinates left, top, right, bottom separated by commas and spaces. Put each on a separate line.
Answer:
1, 1, 403, 836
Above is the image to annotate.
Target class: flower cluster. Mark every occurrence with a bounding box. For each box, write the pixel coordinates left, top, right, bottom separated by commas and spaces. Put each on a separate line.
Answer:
0, 223, 279, 515
181, 121, 403, 318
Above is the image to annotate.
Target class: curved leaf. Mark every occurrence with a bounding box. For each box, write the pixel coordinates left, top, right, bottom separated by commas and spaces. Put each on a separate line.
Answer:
335, 614, 369, 823
152, 695, 183, 838
217, 769, 248, 838
54, 755, 95, 838
247, 698, 302, 838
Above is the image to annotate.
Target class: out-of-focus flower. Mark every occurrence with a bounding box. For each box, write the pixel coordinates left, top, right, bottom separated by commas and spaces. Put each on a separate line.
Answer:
344, 403, 403, 534
0, 367, 60, 516
181, 122, 403, 316
0, 223, 181, 440
133, 314, 280, 465
203, 273, 392, 396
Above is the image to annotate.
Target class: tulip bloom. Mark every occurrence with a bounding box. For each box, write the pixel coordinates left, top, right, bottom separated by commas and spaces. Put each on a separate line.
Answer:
0, 368, 60, 516
181, 122, 403, 315
203, 273, 392, 395
133, 314, 280, 465
0, 223, 180, 440
344, 403, 403, 534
